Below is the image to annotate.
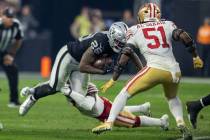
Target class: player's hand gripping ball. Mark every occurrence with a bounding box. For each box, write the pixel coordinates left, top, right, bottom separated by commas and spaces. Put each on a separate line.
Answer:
93, 57, 113, 69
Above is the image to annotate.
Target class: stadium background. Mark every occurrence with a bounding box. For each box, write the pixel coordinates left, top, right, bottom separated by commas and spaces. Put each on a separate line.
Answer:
0, 0, 210, 77
0, 1, 210, 140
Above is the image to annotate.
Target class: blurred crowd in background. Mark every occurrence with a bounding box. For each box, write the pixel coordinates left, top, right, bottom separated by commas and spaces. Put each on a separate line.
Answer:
70, 6, 136, 39
0, 0, 210, 77
0, 0, 138, 40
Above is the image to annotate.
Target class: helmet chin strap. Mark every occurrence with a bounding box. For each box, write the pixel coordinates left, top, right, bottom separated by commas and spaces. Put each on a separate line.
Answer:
144, 17, 160, 22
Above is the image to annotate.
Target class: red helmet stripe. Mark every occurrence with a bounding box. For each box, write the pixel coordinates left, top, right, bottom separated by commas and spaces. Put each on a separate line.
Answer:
153, 4, 156, 18
149, 3, 152, 18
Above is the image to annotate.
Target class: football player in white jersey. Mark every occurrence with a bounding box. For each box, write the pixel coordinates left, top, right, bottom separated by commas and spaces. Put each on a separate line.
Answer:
60, 82, 169, 129
92, 3, 203, 140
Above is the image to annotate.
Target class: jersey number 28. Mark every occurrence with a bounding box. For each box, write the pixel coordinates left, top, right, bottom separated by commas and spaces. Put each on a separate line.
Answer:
142, 26, 169, 49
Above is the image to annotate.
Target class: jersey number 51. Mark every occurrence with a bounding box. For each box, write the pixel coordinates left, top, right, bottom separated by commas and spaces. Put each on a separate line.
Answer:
142, 26, 169, 49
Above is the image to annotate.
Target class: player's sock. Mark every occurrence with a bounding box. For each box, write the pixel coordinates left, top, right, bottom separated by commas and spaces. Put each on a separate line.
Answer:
168, 97, 184, 126
140, 116, 162, 126
201, 94, 210, 107
107, 88, 130, 123
63, 88, 95, 111
33, 83, 56, 100
124, 105, 144, 113
186, 94, 210, 113
124, 102, 149, 113
186, 94, 210, 129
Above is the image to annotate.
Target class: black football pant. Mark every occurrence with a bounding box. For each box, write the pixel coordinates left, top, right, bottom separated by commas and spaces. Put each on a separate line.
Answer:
202, 94, 210, 107
31, 45, 88, 100
0, 52, 19, 103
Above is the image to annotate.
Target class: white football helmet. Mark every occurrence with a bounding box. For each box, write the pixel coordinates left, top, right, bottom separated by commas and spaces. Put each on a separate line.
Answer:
108, 22, 128, 53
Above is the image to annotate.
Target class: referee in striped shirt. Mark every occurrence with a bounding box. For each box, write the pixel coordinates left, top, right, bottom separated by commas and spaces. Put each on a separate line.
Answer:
0, 8, 23, 108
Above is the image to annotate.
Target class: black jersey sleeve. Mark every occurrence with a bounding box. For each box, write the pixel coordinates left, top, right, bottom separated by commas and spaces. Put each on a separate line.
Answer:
90, 33, 107, 56
14, 19, 24, 40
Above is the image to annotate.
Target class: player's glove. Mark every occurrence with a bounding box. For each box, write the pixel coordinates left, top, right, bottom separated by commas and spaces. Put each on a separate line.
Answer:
193, 56, 203, 69
100, 79, 115, 93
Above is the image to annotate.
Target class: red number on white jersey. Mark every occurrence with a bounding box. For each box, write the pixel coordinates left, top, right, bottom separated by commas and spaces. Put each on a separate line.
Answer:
142, 26, 169, 49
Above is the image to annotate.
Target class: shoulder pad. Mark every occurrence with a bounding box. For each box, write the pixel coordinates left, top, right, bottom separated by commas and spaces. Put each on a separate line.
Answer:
126, 25, 138, 40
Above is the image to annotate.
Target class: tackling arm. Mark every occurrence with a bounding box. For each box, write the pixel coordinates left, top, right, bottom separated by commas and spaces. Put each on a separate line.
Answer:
112, 44, 143, 81
172, 29, 198, 57
101, 45, 143, 93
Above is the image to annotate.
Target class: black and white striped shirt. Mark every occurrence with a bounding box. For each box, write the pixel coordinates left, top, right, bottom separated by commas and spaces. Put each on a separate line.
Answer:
0, 18, 24, 52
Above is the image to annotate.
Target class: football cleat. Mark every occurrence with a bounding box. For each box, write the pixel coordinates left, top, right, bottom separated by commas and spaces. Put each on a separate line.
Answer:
177, 125, 193, 140
92, 122, 113, 135
19, 95, 36, 116
141, 102, 151, 117
60, 86, 72, 97
20, 87, 32, 97
186, 101, 202, 129
7, 102, 21, 108
160, 114, 169, 131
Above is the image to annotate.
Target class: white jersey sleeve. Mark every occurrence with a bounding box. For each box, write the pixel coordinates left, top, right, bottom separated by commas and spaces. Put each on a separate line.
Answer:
164, 20, 177, 41
126, 25, 138, 47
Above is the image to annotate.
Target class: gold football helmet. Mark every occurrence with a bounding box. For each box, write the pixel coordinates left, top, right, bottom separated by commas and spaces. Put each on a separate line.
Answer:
137, 3, 161, 23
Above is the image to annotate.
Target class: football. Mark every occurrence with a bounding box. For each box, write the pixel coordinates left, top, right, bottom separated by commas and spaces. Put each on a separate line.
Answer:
93, 57, 113, 69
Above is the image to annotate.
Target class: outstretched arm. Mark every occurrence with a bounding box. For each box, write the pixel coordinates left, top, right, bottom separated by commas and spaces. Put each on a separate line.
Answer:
172, 29, 203, 68
112, 44, 143, 81
101, 45, 143, 93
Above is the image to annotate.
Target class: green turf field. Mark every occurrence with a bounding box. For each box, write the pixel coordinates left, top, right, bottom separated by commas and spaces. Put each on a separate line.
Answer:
0, 77, 209, 140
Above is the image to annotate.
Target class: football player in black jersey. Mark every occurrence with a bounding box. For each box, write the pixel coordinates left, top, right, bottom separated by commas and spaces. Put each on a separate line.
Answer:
19, 22, 143, 116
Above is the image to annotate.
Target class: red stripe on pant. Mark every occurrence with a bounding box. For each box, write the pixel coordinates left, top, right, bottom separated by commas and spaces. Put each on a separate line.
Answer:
126, 66, 148, 85
96, 97, 112, 122
125, 67, 150, 91
116, 115, 141, 127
